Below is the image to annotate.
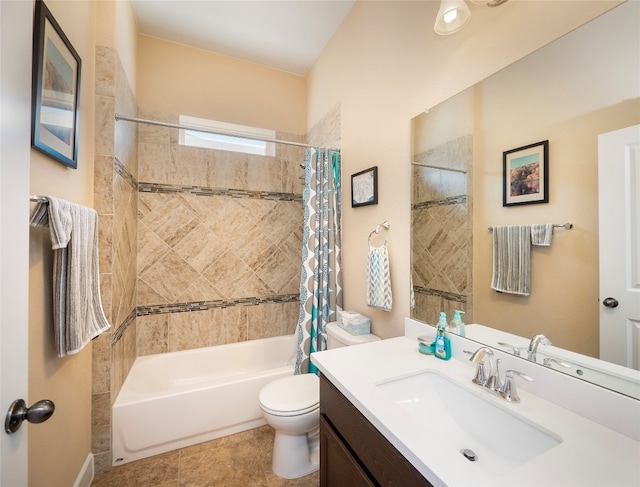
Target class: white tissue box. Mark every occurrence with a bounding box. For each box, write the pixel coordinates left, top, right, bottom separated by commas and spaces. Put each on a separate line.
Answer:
338, 310, 371, 335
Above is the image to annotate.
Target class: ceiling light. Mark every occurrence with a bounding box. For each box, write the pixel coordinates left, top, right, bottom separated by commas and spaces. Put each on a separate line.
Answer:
434, 0, 471, 35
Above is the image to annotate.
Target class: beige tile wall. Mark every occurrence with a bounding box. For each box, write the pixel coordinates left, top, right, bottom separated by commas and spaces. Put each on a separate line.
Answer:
93, 45, 139, 473
411, 135, 473, 325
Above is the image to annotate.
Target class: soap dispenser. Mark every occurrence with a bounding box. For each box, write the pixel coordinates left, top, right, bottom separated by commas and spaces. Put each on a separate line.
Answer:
451, 310, 466, 337
434, 312, 451, 360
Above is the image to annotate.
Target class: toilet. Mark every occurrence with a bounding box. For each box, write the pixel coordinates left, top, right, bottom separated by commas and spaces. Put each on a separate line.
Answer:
258, 322, 380, 479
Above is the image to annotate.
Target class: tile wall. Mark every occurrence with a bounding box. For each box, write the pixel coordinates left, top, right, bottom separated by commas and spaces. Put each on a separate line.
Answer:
92, 45, 139, 473
91, 45, 341, 473
411, 135, 473, 324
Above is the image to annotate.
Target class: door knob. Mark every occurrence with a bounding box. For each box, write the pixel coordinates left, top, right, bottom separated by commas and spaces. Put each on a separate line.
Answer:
5, 399, 55, 434
603, 297, 619, 308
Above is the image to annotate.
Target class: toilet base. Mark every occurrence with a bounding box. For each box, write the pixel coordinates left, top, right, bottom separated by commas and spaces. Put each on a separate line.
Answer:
271, 427, 319, 479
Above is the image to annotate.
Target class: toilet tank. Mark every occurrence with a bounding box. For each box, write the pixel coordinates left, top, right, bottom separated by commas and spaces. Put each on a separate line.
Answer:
326, 322, 380, 349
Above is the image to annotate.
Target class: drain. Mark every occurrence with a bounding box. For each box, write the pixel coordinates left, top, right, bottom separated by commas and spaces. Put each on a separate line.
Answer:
460, 448, 477, 462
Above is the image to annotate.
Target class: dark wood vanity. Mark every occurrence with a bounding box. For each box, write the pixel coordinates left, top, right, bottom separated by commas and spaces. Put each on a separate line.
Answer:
319, 374, 433, 487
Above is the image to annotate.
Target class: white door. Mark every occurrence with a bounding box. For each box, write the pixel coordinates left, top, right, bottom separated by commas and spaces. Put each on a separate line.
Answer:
0, 0, 32, 484
599, 124, 640, 370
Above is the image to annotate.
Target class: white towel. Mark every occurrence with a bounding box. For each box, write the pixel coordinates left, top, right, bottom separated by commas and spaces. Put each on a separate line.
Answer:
367, 243, 392, 311
30, 197, 111, 357
491, 225, 531, 296
531, 223, 554, 246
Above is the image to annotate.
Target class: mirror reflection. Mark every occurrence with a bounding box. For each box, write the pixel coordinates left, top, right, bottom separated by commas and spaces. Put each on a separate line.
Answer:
410, 1, 640, 398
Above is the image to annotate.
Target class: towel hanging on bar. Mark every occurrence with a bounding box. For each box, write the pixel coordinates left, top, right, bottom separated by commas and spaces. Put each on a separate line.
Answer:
30, 196, 111, 357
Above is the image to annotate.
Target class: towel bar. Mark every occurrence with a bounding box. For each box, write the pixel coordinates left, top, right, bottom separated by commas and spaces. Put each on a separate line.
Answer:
368, 221, 390, 246
488, 222, 572, 231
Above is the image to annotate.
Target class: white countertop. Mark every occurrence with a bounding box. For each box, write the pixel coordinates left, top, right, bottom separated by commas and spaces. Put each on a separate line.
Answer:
311, 320, 640, 486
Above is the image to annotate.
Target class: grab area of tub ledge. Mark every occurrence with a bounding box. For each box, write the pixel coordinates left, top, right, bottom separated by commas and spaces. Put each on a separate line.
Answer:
310, 318, 640, 487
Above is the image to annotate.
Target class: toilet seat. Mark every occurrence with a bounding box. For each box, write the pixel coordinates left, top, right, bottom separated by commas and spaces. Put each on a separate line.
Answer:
259, 374, 319, 417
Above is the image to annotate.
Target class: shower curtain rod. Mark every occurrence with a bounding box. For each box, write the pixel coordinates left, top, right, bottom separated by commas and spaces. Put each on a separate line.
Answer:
115, 114, 339, 151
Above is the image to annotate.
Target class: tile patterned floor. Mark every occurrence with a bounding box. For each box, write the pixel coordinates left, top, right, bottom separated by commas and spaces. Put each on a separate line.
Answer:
91, 426, 319, 487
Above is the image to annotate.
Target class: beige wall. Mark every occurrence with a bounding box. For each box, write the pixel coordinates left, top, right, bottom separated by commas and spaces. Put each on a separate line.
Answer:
306, 0, 623, 339
28, 0, 97, 485
137, 35, 307, 135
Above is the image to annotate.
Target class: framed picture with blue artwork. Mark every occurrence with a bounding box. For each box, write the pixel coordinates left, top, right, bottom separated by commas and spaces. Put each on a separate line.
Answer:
503, 140, 549, 206
351, 166, 378, 207
31, 0, 81, 169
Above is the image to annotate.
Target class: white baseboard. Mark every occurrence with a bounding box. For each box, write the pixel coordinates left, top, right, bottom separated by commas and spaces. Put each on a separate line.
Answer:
73, 453, 94, 487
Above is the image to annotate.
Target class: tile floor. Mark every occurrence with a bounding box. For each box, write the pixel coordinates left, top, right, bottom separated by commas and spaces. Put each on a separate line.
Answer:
91, 426, 319, 487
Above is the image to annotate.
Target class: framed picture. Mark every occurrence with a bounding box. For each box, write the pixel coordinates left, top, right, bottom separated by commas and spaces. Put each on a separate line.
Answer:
351, 166, 378, 207
503, 140, 549, 207
31, 0, 81, 169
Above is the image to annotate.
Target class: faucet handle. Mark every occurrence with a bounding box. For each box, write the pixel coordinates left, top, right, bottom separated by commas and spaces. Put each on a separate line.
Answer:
500, 370, 534, 403
468, 347, 493, 386
497, 342, 524, 357
543, 357, 572, 368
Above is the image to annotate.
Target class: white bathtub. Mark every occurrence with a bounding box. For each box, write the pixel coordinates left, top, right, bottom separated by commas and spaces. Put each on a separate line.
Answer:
112, 334, 296, 465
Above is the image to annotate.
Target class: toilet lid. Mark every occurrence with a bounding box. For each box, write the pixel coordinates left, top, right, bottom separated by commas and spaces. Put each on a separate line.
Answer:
259, 374, 319, 416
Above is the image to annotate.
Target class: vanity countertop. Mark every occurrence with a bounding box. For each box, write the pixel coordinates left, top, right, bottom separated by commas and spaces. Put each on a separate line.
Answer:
311, 322, 640, 486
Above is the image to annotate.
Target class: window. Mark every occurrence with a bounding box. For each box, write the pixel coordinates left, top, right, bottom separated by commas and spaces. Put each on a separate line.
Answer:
179, 115, 276, 156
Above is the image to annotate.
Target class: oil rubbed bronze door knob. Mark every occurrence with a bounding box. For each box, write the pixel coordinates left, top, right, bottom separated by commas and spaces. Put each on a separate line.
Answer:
603, 297, 619, 308
4, 399, 55, 434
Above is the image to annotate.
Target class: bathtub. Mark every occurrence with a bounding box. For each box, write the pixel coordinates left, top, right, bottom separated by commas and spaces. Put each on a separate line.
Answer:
112, 334, 296, 465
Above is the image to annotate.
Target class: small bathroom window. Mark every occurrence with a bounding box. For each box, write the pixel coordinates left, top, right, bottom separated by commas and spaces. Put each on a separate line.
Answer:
179, 115, 276, 156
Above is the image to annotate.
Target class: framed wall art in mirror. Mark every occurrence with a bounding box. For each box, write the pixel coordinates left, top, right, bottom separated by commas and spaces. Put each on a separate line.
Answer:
31, 0, 81, 169
503, 140, 548, 207
351, 166, 378, 207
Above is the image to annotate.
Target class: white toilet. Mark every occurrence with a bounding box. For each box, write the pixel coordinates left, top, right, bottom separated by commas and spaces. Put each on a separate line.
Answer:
259, 322, 380, 479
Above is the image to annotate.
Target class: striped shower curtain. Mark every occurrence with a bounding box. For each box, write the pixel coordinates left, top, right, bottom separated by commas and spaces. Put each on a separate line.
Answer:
295, 148, 343, 375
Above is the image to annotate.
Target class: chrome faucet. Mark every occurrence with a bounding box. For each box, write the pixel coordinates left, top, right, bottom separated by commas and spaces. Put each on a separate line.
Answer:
528, 334, 551, 362
468, 346, 534, 402
468, 347, 493, 386
543, 357, 571, 369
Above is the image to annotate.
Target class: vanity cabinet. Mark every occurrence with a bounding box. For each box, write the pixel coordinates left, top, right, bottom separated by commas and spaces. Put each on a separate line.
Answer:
320, 374, 432, 487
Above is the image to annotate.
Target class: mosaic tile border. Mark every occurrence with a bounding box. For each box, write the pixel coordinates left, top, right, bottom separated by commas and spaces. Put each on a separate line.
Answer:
139, 182, 302, 202
114, 157, 138, 191
111, 308, 136, 346
412, 194, 467, 211
111, 294, 300, 347
413, 285, 467, 304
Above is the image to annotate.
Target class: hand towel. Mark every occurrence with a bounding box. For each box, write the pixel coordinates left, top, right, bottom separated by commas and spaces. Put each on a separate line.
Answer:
491, 225, 532, 296
367, 243, 392, 311
531, 223, 554, 246
30, 197, 111, 357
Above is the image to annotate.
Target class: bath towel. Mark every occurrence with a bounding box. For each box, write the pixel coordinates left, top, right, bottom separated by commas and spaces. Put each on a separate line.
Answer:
531, 223, 554, 246
367, 243, 392, 311
491, 225, 532, 296
30, 197, 110, 357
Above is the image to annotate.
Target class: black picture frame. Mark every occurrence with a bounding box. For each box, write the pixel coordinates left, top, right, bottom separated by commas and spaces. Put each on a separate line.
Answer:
503, 140, 549, 207
31, 0, 81, 169
351, 166, 378, 207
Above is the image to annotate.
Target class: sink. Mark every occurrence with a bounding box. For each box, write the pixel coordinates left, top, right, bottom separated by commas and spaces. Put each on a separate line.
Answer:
377, 370, 562, 475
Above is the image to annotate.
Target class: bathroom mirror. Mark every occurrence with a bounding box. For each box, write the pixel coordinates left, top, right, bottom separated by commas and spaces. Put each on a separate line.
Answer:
410, 1, 640, 399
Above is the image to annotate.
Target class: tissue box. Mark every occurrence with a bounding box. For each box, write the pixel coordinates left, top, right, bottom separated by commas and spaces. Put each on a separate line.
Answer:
338, 310, 371, 335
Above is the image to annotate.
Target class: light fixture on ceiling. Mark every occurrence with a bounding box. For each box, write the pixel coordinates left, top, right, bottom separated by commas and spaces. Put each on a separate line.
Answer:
434, 0, 508, 36
434, 0, 471, 35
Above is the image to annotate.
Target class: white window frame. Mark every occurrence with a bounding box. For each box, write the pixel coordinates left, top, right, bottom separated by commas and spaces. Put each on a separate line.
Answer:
179, 115, 276, 156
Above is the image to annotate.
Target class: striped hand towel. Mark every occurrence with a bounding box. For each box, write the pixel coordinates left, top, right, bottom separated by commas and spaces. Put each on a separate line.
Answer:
367, 243, 392, 311
491, 225, 532, 296
30, 197, 111, 357
531, 223, 554, 246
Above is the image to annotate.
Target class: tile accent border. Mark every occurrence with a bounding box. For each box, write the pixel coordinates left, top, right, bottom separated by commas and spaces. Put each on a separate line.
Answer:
412, 194, 467, 211
413, 285, 467, 304
111, 294, 300, 347
114, 157, 138, 191
139, 182, 302, 202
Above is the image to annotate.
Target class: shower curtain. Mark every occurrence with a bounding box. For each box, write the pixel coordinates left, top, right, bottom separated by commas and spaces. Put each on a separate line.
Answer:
295, 148, 343, 375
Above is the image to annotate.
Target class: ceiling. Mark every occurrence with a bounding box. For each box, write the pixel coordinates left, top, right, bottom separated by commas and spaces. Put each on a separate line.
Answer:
130, 0, 356, 76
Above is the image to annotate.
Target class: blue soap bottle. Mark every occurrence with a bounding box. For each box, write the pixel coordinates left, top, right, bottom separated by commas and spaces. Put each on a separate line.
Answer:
434, 312, 451, 360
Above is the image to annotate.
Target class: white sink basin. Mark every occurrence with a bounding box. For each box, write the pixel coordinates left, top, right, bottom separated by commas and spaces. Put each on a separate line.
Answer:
377, 370, 562, 475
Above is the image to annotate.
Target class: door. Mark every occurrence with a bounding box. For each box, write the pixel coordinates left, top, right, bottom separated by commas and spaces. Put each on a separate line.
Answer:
0, 0, 32, 484
599, 124, 640, 369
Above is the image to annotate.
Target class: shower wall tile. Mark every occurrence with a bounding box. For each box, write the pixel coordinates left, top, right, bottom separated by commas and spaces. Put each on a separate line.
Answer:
92, 332, 111, 395
247, 301, 299, 340
411, 134, 472, 322
92, 392, 111, 454
168, 310, 212, 352
95, 46, 115, 97
94, 155, 114, 215
136, 313, 169, 356
95, 95, 115, 157
211, 306, 248, 345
